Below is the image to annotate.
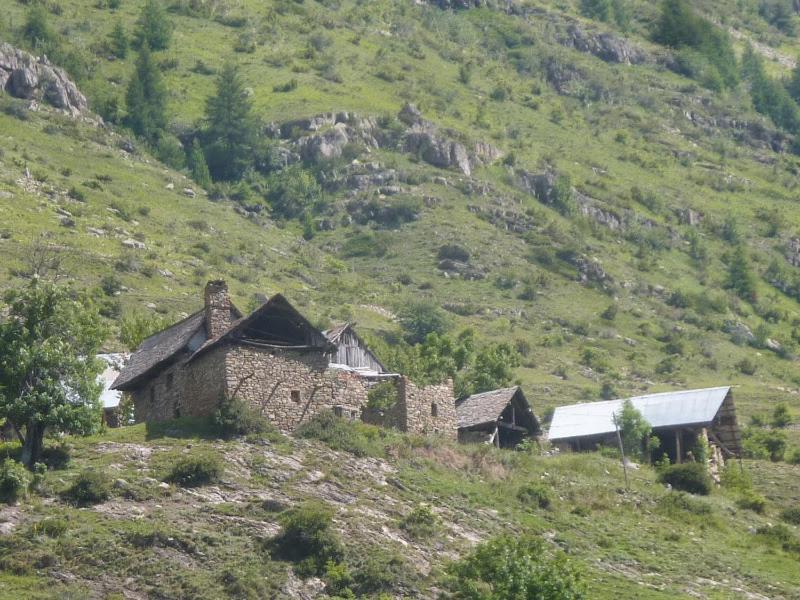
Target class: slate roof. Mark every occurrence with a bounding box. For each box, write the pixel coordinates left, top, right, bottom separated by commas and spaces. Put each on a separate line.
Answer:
112, 311, 206, 391
456, 386, 523, 429
548, 386, 732, 442
188, 294, 332, 361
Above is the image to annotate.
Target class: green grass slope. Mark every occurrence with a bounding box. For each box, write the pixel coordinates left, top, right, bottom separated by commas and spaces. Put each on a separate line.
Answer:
3, 1, 800, 434
1, 422, 800, 598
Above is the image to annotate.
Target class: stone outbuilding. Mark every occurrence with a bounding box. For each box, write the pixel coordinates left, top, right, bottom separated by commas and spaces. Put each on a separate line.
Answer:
456, 386, 540, 447
112, 281, 457, 436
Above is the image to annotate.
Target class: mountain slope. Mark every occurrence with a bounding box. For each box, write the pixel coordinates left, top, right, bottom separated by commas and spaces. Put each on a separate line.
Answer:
2, 3, 800, 430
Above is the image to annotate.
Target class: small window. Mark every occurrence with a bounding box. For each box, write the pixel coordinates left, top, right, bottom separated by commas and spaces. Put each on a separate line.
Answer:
166, 373, 174, 390
149, 387, 156, 404
291, 390, 301, 403
431, 402, 438, 417
334, 406, 344, 417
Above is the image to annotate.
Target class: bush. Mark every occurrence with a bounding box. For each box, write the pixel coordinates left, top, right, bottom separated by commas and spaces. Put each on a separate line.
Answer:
743, 428, 787, 462
780, 507, 800, 525
0, 459, 30, 503
736, 490, 767, 514
213, 397, 273, 438
437, 244, 470, 263
756, 523, 800, 555
270, 501, 343, 577
398, 300, 450, 344
771, 403, 793, 428
517, 482, 552, 509
447, 535, 585, 599
30, 517, 69, 538
657, 462, 712, 495
164, 452, 222, 487
657, 491, 712, 516
62, 470, 111, 506
786, 447, 800, 465
294, 411, 373, 457
399, 504, 438, 538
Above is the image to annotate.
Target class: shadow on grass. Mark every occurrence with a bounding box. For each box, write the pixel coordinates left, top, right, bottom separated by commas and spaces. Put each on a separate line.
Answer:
145, 416, 221, 441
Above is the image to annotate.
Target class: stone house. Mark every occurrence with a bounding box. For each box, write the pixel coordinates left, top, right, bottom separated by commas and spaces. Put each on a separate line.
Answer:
456, 386, 540, 448
113, 281, 457, 436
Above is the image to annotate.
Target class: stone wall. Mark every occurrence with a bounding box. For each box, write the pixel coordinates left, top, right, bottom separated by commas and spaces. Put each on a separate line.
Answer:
131, 347, 227, 423
224, 346, 368, 431
204, 280, 232, 338
397, 377, 457, 439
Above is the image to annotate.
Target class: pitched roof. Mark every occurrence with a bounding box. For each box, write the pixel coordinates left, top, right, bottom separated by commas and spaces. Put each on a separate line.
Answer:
189, 294, 332, 361
112, 311, 206, 391
323, 322, 350, 343
456, 386, 523, 429
548, 386, 732, 442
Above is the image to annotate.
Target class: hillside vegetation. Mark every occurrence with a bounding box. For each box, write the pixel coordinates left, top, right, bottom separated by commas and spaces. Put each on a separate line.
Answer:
0, 418, 799, 599
2, 0, 800, 594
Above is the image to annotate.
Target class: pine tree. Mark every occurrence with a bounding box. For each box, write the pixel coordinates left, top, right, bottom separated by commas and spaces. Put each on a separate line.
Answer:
188, 139, 211, 189
125, 43, 167, 142
202, 63, 257, 181
134, 0, 172, 51
726, 244, 757, 303
109, 21, 128, 59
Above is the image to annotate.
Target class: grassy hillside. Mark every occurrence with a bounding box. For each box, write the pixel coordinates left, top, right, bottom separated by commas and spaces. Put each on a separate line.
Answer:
4, 0, 800, 432
0, 419, 799, 599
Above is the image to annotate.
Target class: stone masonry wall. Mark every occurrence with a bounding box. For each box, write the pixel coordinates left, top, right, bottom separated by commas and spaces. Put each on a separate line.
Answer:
224, 346, 368, 431
131, 348, 227, 423
397, 376, 457, 439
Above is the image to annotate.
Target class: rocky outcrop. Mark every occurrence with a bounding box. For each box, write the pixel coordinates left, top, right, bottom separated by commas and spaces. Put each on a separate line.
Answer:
404, 130, 472, 176
561, 24, 646, 65
786, 237, 800, 267
0, 43, 87, 115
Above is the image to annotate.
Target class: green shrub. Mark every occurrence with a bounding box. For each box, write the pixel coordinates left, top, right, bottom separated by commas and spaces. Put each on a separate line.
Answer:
657, 491, 712, 516
270, 501, 343, 577
517, 482, 553, 509
0, 459, 30, 503
62, 470, 111, 506
756, 524, 800, 555
780, 507, 800, 525
657, 462, 712, 495
164, 452, 223, 488
294, 411, 373, 457
736, 490, 767, 514
399, 504, 438, 538
742, 428, 787, 462
447, 535, 585, 599
437, 244, 470, 263
30, 517, 69, 538
786, 447, 800, 465
213, 397, 274, 438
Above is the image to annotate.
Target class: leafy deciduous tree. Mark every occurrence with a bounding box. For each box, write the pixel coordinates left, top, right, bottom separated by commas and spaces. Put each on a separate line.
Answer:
0, 282, 106, 468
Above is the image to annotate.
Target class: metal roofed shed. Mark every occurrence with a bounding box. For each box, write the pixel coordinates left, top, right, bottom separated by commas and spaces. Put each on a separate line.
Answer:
456, 386, 540, 448
548, 386, 741, 463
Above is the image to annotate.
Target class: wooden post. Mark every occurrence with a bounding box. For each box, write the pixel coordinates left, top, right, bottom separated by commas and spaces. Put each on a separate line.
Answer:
613, 413, 629, 490
675, 430, 682, 464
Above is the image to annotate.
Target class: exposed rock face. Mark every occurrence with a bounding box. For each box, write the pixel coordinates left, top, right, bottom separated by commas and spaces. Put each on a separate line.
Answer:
787, 237, 800, 267
723, 321, 755, 345
404, 130, 472, 176
0, 43, 87, 115
562, 24, 646, 65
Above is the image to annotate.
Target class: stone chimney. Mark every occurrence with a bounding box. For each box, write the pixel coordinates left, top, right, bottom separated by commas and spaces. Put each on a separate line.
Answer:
204, 280, 231, 338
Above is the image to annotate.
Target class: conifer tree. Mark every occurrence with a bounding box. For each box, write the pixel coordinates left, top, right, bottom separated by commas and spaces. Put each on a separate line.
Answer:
726, 244, 757, 303
109, 21, 128, 59
188, 138, 211, 189
202, 63, 257, 181
125, 43, 167, 142
133, 0, 172, 51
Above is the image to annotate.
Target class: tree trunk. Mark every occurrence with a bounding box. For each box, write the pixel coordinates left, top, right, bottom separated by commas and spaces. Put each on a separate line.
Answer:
20, 422, 44, 469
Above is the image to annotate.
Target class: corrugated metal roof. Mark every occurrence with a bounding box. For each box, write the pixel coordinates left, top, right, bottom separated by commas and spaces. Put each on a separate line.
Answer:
548, 386, 731, 442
